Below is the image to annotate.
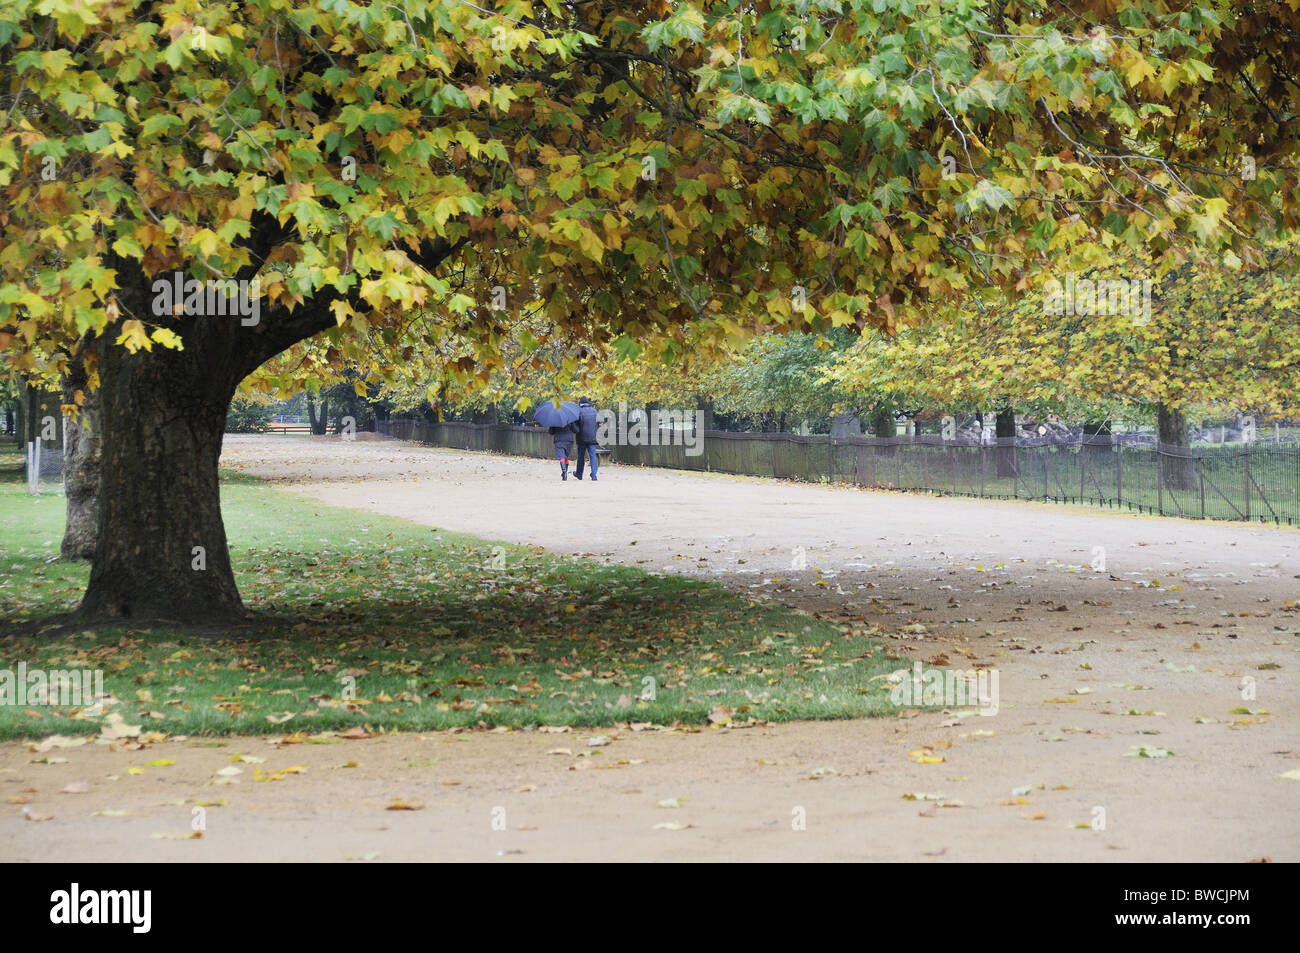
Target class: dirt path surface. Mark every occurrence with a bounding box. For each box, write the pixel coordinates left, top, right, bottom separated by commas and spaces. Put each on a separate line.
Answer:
3, 435, 1297, 862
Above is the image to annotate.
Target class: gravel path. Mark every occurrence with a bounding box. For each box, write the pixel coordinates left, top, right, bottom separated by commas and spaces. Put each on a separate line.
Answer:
3, 434, 1295, 861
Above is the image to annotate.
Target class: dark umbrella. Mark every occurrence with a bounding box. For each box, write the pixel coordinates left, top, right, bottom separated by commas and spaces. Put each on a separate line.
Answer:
533, 400, 580, 428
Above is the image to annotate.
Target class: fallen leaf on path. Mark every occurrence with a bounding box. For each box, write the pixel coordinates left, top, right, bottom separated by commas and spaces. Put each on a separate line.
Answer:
1127, 746, 1173, 758
385, 800, 425, 811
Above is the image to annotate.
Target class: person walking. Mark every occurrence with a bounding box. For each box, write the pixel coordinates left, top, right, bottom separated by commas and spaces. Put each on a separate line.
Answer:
574, 396, 600, 481
550, 419, 577, 480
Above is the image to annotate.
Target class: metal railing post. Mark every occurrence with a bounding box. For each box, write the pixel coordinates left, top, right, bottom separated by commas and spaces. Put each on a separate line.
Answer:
1244, 444, 1251, 521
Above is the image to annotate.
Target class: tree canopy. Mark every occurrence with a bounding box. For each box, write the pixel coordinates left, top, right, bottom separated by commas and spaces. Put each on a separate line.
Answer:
2, 0, 1298, 622
824, 241, 1300, 421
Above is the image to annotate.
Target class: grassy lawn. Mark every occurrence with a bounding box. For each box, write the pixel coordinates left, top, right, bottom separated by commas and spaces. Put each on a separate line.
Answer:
0, 448, 899, 739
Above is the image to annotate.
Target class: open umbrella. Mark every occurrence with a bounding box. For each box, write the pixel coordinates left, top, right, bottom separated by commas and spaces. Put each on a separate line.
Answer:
533, 400, 580, 428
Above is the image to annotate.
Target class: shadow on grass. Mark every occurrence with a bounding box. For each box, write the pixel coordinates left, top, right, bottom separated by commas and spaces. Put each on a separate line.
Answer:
0, 475, 902, 738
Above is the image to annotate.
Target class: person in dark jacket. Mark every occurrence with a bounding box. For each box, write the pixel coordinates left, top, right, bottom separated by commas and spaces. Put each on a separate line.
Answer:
550, 420, 577, 480
573, 396, 600, 481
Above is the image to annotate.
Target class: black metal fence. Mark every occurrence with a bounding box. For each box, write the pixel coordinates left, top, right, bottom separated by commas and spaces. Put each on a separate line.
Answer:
387, 420, 1300, 525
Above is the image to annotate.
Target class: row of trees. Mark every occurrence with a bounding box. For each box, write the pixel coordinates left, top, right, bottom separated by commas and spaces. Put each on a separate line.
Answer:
371, 241, 1299, 442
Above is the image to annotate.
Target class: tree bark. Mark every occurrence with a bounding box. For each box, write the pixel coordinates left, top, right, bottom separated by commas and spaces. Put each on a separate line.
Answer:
76, 315, 245, 622
995, 403, 1017, 477
61, 373, 100, 561
308, 397, 328, 435
71, 224, 459, 625
871, 407, 895, 457
1157, 404, 1197, 491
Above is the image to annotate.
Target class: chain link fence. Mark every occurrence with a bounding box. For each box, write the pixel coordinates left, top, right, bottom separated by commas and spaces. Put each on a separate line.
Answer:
20, 441, 64, 493
383, 420, 1300, 525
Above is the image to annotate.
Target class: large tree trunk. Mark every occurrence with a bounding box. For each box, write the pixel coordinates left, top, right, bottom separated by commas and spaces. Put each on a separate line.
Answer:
308, 396, 328, 435
872, 407, 896, 457
61, 376, 100, 561
1157, 404, 1197, 491
69, 224, 456, 625
995, 404, 1017, 477
76, 320, 245, 623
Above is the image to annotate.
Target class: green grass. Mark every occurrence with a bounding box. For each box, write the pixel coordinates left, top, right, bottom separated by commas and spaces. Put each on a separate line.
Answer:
0, 469, 900, 739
